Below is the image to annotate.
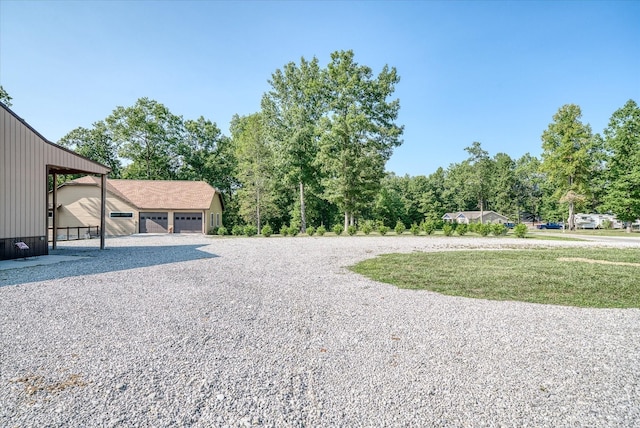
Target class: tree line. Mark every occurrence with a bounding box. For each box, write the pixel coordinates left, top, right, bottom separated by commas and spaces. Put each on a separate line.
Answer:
21, 49, 637, 233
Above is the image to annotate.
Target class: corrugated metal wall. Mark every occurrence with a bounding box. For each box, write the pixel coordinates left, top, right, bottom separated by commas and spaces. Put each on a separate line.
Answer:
1, 106, 109, 240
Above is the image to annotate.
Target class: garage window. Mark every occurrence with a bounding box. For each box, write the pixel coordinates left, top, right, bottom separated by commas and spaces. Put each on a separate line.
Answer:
110, 212, 133, 218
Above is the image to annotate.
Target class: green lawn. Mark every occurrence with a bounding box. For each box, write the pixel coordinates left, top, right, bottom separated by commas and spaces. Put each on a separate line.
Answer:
350, 248, 640, 308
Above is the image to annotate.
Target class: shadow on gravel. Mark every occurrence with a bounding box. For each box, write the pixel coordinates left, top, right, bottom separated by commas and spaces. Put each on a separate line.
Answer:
0, 244, 218, 287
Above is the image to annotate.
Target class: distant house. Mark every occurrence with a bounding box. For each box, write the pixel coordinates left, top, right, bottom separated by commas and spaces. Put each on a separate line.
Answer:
50, 177, 224, 236
442, 211, 509, 224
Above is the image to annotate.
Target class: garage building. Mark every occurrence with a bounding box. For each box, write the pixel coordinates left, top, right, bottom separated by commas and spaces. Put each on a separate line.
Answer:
51, 177, 224, 236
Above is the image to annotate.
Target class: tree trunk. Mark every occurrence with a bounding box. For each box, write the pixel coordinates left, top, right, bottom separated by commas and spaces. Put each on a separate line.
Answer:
480, 198, 484, 225
299, 181, 306, 233
568, 201, 575, 231
344, 212, 349, 232
256, 188, 261, 233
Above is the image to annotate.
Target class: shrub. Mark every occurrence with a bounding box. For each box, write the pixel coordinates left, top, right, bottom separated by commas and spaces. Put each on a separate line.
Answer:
394, 220, 406, 235
231, 225, 244, 236
456, 223, 468, 236
217, 226, 228, 236
244, 225, 257, 237
316, 225, 326, 236
261, 224, 272, 237
347, 225, 357, 236
478, 223, 491, 237
514, 223, 528, 238
280, 226, 289, 237
361, 220, 373, 235
288, 226, 299, 237
410, 223, 420, 235
423, 221, 436, 235
207, 227, 218, 235
468, 223, 478, 233
378, 225, 389, 236
306, 226, 315, 236
443, 224, 453, 236
492, 223, 507, 236
601, 219, 612, 229
332, 224, 344, 235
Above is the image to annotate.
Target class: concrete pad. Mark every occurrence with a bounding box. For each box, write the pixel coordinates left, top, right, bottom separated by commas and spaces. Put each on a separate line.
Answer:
0, 255, 88, 271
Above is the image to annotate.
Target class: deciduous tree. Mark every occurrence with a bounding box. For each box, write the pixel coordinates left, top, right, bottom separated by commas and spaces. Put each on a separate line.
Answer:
602, 99, 640, 231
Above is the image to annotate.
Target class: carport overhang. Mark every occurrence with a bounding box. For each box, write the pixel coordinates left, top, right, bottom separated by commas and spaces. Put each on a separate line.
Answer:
48, 166, 109, 252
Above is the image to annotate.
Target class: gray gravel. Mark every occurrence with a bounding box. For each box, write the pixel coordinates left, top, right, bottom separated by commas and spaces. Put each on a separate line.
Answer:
1, 234, 639, 427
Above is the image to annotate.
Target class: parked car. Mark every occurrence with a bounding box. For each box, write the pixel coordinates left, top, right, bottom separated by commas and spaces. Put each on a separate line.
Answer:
536, 222, 564, 230
503, 222, 516, 229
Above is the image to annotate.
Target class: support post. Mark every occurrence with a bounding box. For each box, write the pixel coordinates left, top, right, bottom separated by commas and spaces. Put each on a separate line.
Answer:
52, 172, 57, 250
100, 174, 107, 250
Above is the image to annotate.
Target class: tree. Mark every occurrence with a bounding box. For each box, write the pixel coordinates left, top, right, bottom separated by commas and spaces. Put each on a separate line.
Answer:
177, 116, 238, 193
464, 142, 494, 223
232, 113, 277, 231
491, 152, 517, 220
602, 99, 640, 231
318, 50, 403, 230
106, 98, 183, 179
58, 121, 122, 177
513, 153, 543, 222
261, 57, 325, 233
0, 85, 12, 107
540, 104, 596, 230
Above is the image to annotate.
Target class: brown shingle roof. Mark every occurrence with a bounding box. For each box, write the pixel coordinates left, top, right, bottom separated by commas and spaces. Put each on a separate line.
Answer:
64, 177, 218, 210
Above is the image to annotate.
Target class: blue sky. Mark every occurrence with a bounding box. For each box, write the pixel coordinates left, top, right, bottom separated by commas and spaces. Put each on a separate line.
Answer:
1, 1, 638, 176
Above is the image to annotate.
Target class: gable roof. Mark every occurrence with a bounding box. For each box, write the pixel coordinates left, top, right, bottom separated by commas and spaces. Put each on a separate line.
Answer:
63, 177, 221, 210
442, 211, 509, 220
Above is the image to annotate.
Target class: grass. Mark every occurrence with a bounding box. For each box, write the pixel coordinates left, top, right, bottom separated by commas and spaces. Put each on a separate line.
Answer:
350, 248, 640, 308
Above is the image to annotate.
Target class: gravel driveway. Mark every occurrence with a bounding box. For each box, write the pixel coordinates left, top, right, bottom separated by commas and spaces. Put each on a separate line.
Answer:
1, 234, 639, 427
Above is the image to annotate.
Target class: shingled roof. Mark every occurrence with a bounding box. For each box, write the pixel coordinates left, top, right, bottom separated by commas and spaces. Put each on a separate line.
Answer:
64, 177, 220, 210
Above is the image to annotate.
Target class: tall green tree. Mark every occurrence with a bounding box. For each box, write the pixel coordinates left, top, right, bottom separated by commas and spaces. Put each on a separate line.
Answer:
513, 153, 543, 222
58, 121, 122, 177
540, 104, 596, 230
261, 57, 325, 233
0, 85, 12, 107
491, 152, 517, 219
232, 113, 277, 231
177, 116, 238, 194
602, 99, 640, 231
318, 50, 403, 230
464, 142, 494, 222
106, 98, 183, 179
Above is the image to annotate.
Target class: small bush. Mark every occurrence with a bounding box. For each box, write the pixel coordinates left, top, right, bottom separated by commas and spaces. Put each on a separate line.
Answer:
456, 223, 468, 236
217, 226, 228, 236
423, 221, 436, 235
316, 225, 326, 236
332, 224, 344, 235
478, 223, 491, 237
443, 224, 454, 236
244, 225, 257, 237
394, 220, 406, 235
514, 223, 528, 238
492, 223, 507, 236
601, 219, 612, 229
306, 226, 316, 236
261, 224, 273, 237
347, 225, 357, 236
231, 225, 244, 236
280, 226, 289, 237
468, 223, 478, 233
410, 223, 420, 235
288, 226, 299, 237
207, 227, 218, 235
378, 225, 389, 236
